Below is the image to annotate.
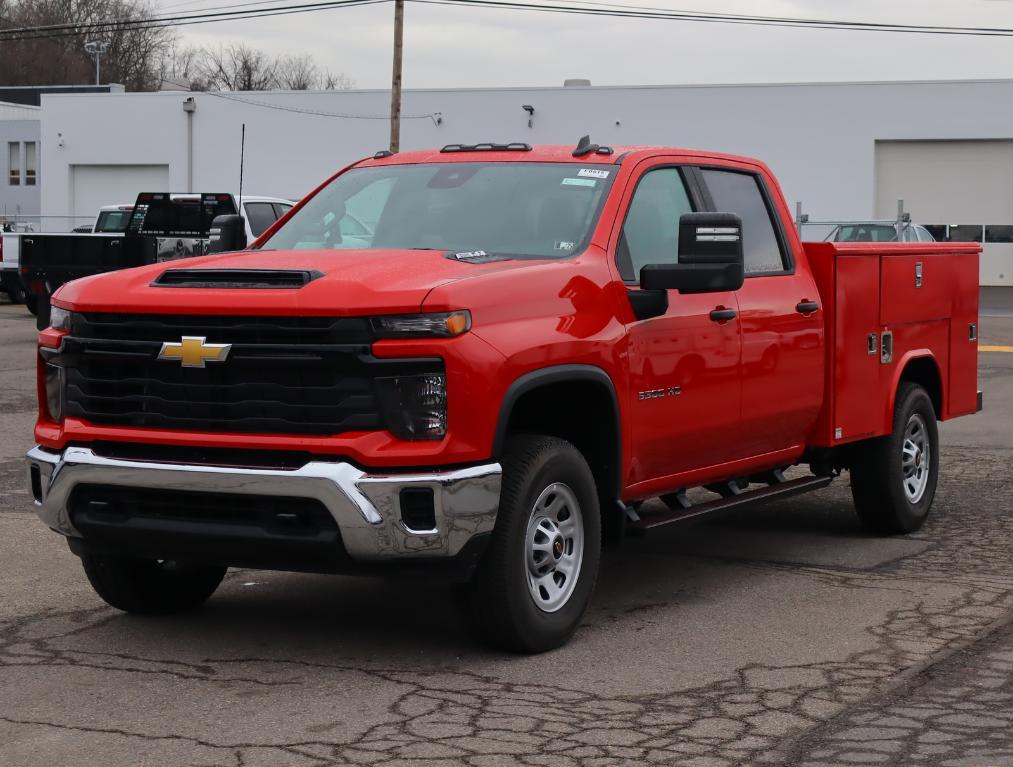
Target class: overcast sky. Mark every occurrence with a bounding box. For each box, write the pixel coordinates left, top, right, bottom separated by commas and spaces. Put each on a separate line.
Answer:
156, 0, 1013, 89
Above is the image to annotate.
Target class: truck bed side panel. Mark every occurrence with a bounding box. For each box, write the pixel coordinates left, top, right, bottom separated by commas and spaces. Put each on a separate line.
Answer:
805, 242, 980, 448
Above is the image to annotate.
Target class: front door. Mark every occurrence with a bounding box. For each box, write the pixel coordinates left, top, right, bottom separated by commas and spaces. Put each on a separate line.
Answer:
617, 163, 743, 486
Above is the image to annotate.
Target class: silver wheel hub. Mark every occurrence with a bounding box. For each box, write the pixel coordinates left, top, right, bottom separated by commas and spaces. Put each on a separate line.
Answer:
525, 483, 584, 613
901, 413, 931, 504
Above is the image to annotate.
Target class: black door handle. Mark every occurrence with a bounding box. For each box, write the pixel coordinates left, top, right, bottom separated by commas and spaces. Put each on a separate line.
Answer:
710, 308, 737, 322
796, 301, 820, 314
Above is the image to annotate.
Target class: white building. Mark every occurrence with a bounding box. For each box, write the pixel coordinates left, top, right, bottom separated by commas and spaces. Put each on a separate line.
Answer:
31, 79, 1013, 285
0, 100, 41, 224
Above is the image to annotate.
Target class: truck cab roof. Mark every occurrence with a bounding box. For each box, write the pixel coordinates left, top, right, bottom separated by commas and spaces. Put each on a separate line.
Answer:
357, 144, 770, 170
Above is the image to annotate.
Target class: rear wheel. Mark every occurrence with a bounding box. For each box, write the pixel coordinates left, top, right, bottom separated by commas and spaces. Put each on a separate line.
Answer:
81, 553, 226, 614
851, 382, 939, 534
3, 281, 25, 304
24, 292, 37, 316
459, 435, 601, 653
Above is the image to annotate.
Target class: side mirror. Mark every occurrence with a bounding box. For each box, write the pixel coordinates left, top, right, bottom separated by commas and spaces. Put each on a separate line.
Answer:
640, 212, 745, 294
207, 214, 247, 254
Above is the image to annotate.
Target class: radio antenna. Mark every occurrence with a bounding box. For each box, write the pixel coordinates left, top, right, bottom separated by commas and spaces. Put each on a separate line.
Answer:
238, 123, 246, 209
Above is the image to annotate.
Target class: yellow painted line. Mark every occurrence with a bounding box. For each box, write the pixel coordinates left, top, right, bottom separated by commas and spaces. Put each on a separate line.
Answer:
980, 345, 1013, 353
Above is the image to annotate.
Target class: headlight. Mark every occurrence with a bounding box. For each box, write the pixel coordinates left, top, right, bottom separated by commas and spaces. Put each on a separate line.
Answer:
45, 363, 64, 423
49, 305, 72, 331
371, 311, 471, 339
375, 373, 447, 440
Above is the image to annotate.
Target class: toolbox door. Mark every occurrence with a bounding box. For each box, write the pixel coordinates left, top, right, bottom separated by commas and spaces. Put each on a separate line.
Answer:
834, 256, 883, 442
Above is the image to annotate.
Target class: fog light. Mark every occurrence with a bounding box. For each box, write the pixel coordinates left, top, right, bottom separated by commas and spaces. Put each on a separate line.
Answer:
399, 487, 436, 532
45, 363, 65, 423
375, 373, 447, 440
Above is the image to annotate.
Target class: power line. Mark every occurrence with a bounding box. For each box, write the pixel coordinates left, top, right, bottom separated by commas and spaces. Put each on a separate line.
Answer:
0, 0, 386, 40
6, 0, 1013, 42
202, 89, 440, 121
419, 0, 1013, 38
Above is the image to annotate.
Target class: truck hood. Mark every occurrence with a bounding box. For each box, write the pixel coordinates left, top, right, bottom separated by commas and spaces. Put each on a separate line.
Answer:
54, 248, 546, 315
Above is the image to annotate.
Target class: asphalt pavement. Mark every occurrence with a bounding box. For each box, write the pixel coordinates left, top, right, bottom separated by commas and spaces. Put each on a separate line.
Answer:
0, 292, 1011, 767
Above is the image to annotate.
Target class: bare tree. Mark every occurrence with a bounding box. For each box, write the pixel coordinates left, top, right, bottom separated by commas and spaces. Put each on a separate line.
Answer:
0, 0, 176, 90
157, 42, 208, 91
322, 69, 354, 90
198, 43, 278, 91
275, 54, 317, 90
0, 4, 353, 93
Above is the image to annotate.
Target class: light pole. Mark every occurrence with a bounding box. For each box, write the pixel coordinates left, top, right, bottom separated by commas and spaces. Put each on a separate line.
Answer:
84, 41, 109, 85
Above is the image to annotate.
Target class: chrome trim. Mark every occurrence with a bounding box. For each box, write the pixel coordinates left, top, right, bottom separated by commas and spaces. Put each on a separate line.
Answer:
25, 446, 501, 560
696, 234, 741, 242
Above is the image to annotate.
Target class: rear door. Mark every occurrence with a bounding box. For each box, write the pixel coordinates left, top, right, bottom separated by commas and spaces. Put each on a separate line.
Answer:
616, 159, 743, 484
698, 165, 824, 457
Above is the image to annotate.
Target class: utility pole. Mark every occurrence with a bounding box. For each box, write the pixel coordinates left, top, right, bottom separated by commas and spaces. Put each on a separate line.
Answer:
389, 0, 404, 153
84, 41, 109, 85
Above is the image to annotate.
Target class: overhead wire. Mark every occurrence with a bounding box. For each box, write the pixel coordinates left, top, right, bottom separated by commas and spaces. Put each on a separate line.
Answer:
6, 0, 1013, 42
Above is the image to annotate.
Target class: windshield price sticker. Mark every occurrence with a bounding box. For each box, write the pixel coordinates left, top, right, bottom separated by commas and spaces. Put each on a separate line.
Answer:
562, 178, 597, 187
577, 168, 610, 179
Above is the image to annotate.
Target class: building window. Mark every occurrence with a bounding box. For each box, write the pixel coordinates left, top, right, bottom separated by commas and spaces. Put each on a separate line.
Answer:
8, 142, 20, 186
24, 142, 36, 186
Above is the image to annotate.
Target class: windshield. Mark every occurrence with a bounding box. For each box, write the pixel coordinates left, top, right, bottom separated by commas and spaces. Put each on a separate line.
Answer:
94, 210, 131, 233
834, 224, 900, 243
260, 162, 615, 258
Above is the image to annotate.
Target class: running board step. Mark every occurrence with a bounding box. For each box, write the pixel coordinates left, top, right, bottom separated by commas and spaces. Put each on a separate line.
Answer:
629, 475, 833, 533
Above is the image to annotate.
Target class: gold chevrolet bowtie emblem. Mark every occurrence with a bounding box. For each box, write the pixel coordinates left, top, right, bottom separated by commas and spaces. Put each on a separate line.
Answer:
157, 336, 232, 368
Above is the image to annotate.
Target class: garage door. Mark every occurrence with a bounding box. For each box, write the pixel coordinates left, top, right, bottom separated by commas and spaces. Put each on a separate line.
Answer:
69, 164, 169, 227
875, 140, 1013, 286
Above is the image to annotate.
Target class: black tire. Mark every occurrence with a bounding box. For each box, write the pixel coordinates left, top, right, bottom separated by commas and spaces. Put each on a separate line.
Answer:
851, 382, 939, 535
4, 282, 25, 304
459, 435, 601, 653
81, 553, 226, 614
24, 293, 38, 316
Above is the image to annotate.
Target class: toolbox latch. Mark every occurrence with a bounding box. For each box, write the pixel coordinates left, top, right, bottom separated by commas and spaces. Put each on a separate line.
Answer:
880, 331, 894, 364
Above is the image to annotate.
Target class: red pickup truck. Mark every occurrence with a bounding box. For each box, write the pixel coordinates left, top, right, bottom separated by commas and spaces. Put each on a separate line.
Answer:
26, 140, 981, 652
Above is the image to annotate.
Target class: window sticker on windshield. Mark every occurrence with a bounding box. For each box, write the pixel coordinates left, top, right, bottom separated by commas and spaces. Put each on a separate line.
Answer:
562, 178, 597, 188
577, 168, 610, 179
555, 241, 576, 251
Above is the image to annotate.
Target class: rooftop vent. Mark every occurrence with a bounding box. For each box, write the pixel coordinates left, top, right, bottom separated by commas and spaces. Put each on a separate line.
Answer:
441, 142, 532, 153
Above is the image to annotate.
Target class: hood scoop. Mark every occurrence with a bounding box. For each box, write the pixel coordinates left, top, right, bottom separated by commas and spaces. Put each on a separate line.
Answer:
151, 268, 324, 289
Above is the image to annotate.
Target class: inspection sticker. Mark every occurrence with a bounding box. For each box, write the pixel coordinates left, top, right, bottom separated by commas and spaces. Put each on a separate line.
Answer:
577, 168, 610, 179
562, 177, 597, 187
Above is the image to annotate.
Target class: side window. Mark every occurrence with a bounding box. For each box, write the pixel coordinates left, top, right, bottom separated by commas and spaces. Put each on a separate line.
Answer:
701, 169, 788, 275
618, 168, 693, 282
272, 202, 292, 220
245, 202, 277, 238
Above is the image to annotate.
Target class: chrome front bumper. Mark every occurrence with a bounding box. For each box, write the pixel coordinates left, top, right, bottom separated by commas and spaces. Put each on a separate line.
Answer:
26, 446, 501, 561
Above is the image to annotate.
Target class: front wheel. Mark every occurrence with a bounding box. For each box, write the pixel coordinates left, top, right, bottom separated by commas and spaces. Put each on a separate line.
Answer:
851, 382, 940, 534
81, 553, 226, 614
459, 435, 601, 653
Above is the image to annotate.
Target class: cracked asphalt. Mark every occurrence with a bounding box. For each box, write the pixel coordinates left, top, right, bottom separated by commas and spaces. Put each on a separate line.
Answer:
1, 293, 1012, 767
